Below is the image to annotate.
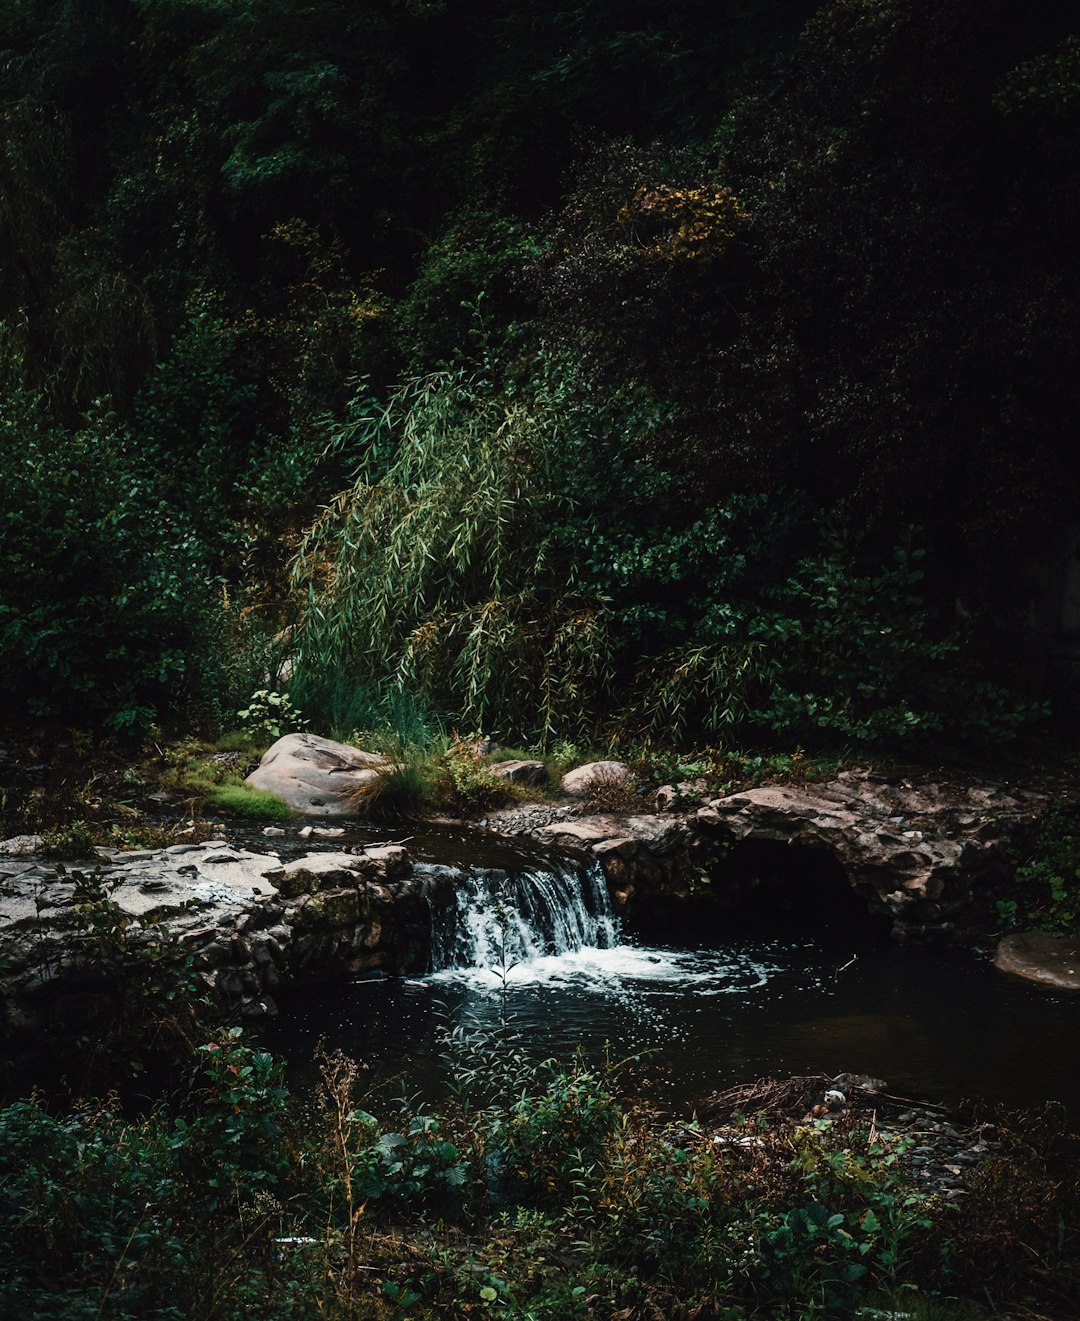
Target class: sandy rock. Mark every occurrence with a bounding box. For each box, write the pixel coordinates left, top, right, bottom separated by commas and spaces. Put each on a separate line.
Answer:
0, 836, 423, 1032
994, 931, 1080, 990
694, 774, 1039, 937
262, 852, 370, 898
245, 733, 387, 817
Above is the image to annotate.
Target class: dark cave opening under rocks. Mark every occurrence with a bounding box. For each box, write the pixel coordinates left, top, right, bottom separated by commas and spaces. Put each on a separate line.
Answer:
629, 838, 893, 943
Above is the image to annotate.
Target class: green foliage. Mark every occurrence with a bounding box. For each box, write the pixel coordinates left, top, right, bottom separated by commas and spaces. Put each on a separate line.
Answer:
0, 334, 202, 730
433, 737, 516, 814
0, 1096, 189, 1321
349, 1111, 472, 1212
351, 733, 549, 819
1003, 799, 1080, 934
179, 1028, 290, 1207
749, 522, 1040, 746
762, 1121, 937, 1310
486, 1062, 623, 1207
1, 1039, 1077, 1320
204, 781, 292, 821
1, 0, 1072, 751
132, 297, 258, 545
161, 741, 290, 820
351, 757, 430, 819
290, 352, 1039, 751
39, 820, 97, 860
292, 367, 612, 745
237, 689, 308, 742
0, 1034, 306, 1320
392, 212, 539, 367
996, 34, 1080, 117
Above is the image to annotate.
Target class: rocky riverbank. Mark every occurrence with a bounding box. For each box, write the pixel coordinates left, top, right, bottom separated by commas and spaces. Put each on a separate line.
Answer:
698, 1073, 1009, 1204
488, 765, 1048, 944
1, 736, 1075, 1044
0, 834, 426, 1037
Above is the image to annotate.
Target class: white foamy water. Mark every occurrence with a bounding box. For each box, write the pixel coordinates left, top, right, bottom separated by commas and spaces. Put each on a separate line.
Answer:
424, 941, 779, 996
419, 851, 787, 1007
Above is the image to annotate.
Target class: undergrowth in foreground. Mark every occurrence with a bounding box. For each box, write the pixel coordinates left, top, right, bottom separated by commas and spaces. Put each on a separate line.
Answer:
995, 798, 1080, 936
1, 1030, 1077, 1321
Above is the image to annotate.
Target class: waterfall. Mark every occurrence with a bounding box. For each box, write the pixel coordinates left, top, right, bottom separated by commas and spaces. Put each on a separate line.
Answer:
424, 854, 618, 973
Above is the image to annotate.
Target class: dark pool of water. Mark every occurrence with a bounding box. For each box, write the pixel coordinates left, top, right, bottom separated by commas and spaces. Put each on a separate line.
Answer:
263, 919, 1080, 1115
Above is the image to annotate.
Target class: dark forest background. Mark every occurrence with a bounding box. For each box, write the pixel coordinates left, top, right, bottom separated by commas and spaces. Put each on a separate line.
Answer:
2, 0, 1077, 751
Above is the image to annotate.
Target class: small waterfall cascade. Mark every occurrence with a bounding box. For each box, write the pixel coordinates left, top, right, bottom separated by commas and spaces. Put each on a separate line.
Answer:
424, 853, 618, 972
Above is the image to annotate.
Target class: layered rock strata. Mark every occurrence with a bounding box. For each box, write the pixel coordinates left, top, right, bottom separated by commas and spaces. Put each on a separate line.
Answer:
497, 771, 1045, 941
0, 838, 424, 1035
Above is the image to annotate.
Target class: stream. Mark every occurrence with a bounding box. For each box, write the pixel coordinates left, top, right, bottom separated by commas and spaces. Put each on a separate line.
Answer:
256, 822, 1080, 1113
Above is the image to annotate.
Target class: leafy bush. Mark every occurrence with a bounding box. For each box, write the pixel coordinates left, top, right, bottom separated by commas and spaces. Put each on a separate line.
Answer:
749, 521, 1041, 747
237, 689, 308, 742
1002, 799, 1080, 933
40, 820, 97, 860
178, 1029, 291, 1207
292, 355, 1038, 753
0, 1037, 302, 1320
433, 736, 517, 814
0, 329, 239, 735
486, 1062, 623, 1207
349, 1111, 472, 1211
0, 1097, 189, 1321
0, 1035, 1075, 1320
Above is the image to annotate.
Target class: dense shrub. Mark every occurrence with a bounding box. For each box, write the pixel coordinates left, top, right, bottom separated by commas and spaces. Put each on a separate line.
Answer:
2, 1041, 1076, 1319
0, 335, 217, 732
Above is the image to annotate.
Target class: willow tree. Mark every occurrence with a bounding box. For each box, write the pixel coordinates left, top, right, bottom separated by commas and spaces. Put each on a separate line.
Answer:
290, 369, 611, 743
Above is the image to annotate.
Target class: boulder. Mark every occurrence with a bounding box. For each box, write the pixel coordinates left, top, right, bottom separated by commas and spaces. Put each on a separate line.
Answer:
561, 761, 633, 796
0, 837, 426, 1031
488, 759, 548, 787
519, 770, 1046, 942
245, 733, 387, 817
994, 931, 1080, 990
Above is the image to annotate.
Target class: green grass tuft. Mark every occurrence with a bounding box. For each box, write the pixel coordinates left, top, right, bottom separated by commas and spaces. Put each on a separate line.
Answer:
205, 782, 292, 820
